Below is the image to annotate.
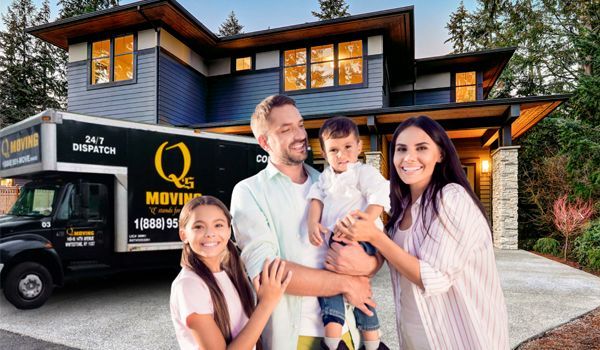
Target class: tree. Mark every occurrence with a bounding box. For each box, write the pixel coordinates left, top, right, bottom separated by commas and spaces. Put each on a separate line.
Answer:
218, 11, 243, 37
445, 1, 472, 53
58, 0, 118, 19
0, 0, 39, 127
312, 0, 350, 20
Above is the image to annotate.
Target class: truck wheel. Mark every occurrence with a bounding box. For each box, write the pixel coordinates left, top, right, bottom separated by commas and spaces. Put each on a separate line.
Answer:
3, 262, 54, 309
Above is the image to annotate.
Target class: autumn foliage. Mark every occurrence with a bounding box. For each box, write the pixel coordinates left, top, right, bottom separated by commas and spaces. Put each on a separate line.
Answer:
553, 195, 594, 260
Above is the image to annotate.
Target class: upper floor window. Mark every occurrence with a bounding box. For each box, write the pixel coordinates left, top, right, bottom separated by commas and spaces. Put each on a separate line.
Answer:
91, 34, 134, 85
235, 56, 252, 71
283, 39, 364, 92
455, 71, 476, 102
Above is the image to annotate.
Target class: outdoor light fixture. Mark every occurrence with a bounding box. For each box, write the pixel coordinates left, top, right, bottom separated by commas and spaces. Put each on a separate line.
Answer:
481, 160, 490, 173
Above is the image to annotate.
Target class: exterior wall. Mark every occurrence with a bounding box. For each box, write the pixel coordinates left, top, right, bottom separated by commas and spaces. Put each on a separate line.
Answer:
158, 50, 207, 125
67, 48, 157, 124
294, 56, 384, 115
492, 146, 520, 249
207, 70, 280, 122
453, 139, 492, 220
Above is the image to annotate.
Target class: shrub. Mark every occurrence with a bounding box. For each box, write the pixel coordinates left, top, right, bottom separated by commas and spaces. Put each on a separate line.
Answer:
553, 195, 594, 259
533, 237, 562, 256
573, 220, 600, 271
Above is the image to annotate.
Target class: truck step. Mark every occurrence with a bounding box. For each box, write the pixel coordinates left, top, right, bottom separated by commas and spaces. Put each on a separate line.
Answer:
66, 263, 111, 272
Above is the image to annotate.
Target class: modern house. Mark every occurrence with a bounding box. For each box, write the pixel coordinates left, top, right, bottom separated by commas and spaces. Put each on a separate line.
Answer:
26, 0, 568, 249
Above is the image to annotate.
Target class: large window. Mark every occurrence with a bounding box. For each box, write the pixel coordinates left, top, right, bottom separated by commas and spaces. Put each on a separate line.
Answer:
455, 71, 476, 102
91, 34, 135, 85
283, 39, 364, 92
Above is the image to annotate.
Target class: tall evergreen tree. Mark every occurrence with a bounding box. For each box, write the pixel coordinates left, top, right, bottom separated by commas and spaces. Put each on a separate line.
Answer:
445, 1, 472, 53
0, 0, 39, 127
312, 0, 350, 20
58, 0, 118, 19
33, 0, 66, 111
218, 11, 243, 37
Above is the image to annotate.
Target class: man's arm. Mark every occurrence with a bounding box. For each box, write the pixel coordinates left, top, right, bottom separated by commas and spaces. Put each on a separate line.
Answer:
253, 261, 375, 315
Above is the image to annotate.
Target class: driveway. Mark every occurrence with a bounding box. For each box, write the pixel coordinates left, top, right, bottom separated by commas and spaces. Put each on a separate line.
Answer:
1, 250, 600, 349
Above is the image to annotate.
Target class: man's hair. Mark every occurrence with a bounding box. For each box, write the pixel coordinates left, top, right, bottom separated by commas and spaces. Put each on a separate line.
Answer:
318, 116, 360, 151
251, 94, 296, 139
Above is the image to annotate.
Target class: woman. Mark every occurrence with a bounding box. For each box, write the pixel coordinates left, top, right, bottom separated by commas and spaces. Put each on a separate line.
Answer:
335, 116, 509, 349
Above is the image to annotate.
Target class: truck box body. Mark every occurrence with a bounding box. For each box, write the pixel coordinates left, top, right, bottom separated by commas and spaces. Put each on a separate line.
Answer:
0, 110, 268, 308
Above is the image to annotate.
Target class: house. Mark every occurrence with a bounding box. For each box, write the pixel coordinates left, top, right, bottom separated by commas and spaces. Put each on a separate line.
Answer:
26, 0, 568, 249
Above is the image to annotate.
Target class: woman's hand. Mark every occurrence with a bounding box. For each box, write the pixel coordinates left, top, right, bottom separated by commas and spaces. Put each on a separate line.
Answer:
334, 210, 382, 243
253, 258, 292, 308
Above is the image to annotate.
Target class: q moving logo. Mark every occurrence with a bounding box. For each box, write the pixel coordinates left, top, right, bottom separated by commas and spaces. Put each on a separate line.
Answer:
145, 140, 201, 207
154, 141, 195, 190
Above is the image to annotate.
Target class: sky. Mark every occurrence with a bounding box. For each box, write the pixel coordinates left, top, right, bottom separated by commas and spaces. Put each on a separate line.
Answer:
0, 0, 477, 58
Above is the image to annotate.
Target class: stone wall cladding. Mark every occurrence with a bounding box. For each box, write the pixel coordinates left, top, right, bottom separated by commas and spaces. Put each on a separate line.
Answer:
365, 151, 383, 173
491, 146, 520, 249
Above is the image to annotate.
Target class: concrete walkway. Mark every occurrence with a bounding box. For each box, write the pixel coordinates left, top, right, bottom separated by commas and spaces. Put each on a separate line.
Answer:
1, 250, 599, 349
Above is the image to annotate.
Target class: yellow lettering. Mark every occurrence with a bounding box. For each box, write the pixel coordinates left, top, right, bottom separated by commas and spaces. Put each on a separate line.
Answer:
145, 191, 202, 206
146, 192, 159, 205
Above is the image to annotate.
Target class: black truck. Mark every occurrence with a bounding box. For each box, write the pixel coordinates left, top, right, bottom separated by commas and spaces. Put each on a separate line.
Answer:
0, 110, 267, 309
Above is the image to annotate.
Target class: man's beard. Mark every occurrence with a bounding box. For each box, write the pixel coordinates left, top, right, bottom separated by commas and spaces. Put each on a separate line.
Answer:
281, 141, 308, 165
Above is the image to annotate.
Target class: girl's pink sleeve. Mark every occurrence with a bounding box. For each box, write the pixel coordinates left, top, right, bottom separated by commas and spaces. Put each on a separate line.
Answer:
173, 276, 213, 322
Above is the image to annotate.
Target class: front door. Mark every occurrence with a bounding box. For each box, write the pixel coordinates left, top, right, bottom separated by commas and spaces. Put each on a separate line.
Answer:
52, 182, 110, 262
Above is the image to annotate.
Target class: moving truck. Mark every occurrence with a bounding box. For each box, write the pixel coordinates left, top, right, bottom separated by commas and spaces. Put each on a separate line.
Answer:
0, 110, 268, 309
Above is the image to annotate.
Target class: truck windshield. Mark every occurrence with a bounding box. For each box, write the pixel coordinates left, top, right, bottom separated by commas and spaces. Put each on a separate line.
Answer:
8, 185, 60, 217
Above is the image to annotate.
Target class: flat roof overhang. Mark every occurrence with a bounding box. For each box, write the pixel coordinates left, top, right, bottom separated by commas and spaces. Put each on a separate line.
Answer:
198, 94, 569, 147
26, 0, 414, 64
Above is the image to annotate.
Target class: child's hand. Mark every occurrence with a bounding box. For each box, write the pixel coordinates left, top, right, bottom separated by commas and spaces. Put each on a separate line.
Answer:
253, 258, 292, 308
309, 222, 329, 246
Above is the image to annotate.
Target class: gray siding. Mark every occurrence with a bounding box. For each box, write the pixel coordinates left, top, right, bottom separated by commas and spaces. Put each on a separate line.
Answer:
206, 56, 384, 122
294, 56, 384, 115
158, 50, 207, 126
207, 70, 279, 123
415, 89, 451, 105
67, 49, 157, 124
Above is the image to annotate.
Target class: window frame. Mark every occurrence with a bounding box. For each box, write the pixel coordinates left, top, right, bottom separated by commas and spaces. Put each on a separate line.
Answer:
280, 37, 368, 95
231, 54, 256, 74
451, 71, 482, 103
87, 32, 138, 90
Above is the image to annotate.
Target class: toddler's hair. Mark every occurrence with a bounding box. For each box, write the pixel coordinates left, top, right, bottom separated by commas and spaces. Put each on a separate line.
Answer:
318, 116, 360, 151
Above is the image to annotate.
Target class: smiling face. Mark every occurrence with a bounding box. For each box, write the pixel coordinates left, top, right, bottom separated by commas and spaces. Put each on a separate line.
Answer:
179, 204, 231, 272
323, 134, 362, 173
393, 126, 443, 194
260, 104, 308, 165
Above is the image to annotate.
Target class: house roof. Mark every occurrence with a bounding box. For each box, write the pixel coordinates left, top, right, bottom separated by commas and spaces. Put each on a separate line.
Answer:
197, 94, 569, 147
26, 0, 414, 63
415, 47, 516, 98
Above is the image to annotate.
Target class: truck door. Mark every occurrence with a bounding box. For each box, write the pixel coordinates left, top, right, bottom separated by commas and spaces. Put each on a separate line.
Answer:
52, 182, 110, 262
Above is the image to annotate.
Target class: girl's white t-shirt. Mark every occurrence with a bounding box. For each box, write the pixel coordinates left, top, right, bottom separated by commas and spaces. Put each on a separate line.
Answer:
170, 267, 252, 350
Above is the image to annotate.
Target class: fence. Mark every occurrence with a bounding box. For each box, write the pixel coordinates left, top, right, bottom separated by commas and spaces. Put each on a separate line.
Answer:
0, 186, 20, 214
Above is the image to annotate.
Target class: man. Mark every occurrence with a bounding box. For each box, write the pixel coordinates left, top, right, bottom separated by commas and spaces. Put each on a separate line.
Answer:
231, 95, 380, 350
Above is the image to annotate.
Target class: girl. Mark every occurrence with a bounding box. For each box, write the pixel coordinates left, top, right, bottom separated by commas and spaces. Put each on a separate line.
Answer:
170, 196, 292, 350
335, 116, 509, 349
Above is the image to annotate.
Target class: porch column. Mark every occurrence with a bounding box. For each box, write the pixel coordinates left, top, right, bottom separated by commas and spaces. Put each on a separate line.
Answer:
491, 146, 520, 249
364, 151, 383, 173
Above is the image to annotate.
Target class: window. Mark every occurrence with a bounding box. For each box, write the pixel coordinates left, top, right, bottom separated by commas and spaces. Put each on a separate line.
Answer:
91, 34, 135, 85
338, 40, 363, 85
235, 56, 252, 71
283, 39, 364, 92
455, 71, 476, 102
310, 44, 334, 88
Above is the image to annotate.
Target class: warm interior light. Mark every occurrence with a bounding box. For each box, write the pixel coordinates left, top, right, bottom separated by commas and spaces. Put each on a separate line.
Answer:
481, 160, 490, 173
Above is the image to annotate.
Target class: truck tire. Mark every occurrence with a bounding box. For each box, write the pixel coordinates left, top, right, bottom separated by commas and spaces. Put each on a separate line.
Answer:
3, 262, 54, 309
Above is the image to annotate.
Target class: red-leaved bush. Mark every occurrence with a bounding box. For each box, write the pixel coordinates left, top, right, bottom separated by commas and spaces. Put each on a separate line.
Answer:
553, 194, 594, 259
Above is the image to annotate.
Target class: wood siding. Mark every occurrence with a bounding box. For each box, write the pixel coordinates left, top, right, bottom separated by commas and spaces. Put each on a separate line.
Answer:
207, 70, 279, 122
67, 48, 157, 123
294, 56, 384, 115
206, 56, 384, 122
158, 50, 207, 126
453, 138, 492, 220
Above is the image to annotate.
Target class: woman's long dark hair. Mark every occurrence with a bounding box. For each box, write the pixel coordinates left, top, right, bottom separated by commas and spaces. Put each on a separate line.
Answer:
179, 196, 259, 347
384, 116, 490, 236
